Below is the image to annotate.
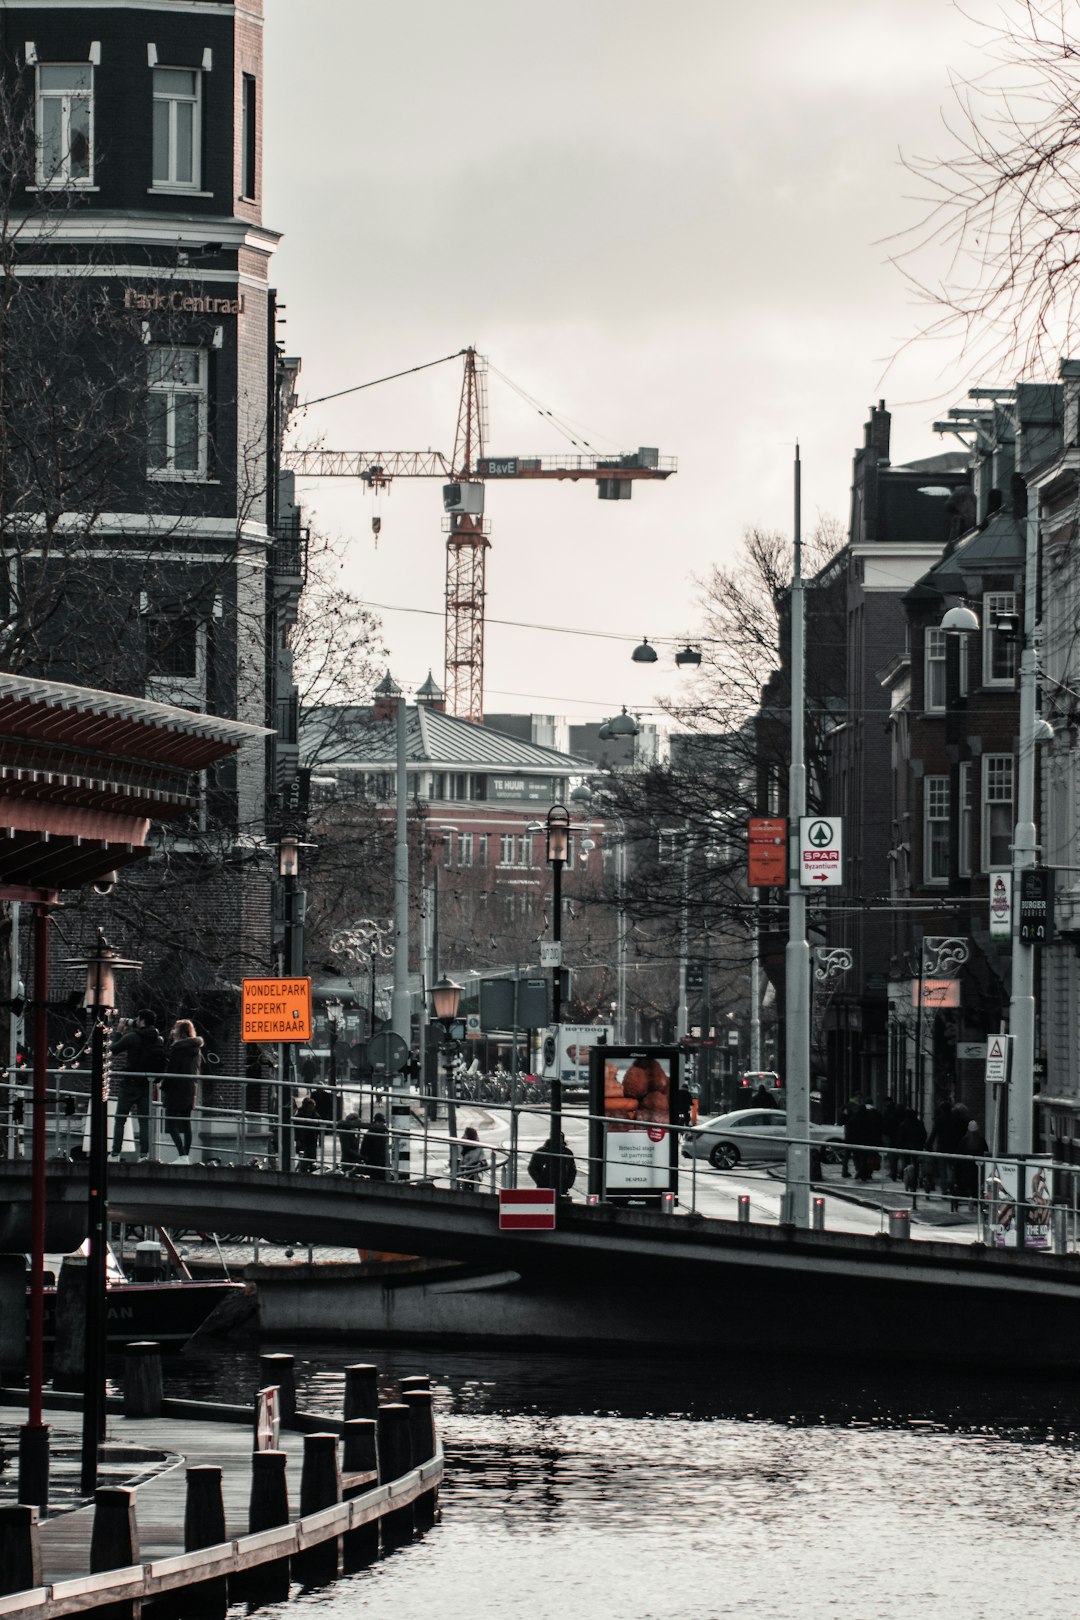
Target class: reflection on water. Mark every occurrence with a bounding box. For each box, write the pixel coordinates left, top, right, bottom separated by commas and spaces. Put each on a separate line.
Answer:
164, 1343, 1080, 1620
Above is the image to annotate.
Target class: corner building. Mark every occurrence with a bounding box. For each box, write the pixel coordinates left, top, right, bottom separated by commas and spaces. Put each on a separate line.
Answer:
1, 1, 302, 1052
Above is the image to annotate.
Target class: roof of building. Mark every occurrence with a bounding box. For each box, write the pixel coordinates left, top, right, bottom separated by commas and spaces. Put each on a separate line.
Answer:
304, 704, 595, 774
909, 506, 1025, 600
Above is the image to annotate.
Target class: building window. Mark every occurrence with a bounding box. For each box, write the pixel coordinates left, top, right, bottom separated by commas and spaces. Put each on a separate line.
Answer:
658, 829, 678, 864
924, 628, 947, 712
37, 63, 93, 185
499, 834, 514, 867
923, 775, 950, 884
459, 833, 473, 868
442, 833, 453, 869
983, 753, 1014, 869
983, 592, 1018, 686
241, 73, 257, 198
518, 835, 533, 867
477, 834, 488, 868
146, 615, 198, 678
153, 67, 200, 189
147, 348, 208, 479
958, 761, 973, 878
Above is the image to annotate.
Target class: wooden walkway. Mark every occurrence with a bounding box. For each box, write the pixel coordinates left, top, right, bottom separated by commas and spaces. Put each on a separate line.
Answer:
0, 1406, 311, 1577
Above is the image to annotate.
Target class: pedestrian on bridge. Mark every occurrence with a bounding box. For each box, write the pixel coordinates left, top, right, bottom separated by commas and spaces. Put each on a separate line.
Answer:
163, 1018, 203, 1163
110, 1010, 166, 1160
358, 1112, 389, 1180
529, 1133, 576, 1198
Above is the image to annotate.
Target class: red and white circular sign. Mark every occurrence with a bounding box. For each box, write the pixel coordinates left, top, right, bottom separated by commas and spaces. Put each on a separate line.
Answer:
647, 1126, 665, 1143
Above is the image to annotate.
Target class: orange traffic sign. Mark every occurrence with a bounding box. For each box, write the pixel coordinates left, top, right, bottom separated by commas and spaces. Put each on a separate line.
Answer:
241, 977, 312, 1043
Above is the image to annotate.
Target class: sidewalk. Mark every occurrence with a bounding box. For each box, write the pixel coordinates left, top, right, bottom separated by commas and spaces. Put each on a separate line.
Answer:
797, 1163, 980, 1230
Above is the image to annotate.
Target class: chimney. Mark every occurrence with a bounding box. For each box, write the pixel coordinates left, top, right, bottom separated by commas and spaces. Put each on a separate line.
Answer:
868, 399, 891, 462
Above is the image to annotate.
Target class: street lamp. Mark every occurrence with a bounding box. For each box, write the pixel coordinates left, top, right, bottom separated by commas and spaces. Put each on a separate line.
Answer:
276, 834, 305, 1173
431, 976, 462, 1179
545, 805, 571, 1178
571, 782, 628, 1044
64, 934, 139, 1495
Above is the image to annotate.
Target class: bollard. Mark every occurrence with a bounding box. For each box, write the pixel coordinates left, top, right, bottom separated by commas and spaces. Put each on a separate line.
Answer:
294, 1433, 341, 1589
343, 1362, 380, 1423
737, 1194, 751, 1225
52, 1255, 88, 1391
811, 1197, 826, 1232
1053, 1205, 1070, 1256
18, 1424, 49, 1512
402, 1391, 437, 1532
90, 1486, 141, 1617
398, 1375, 430, 1397
246, 1450, 290, 1607
123, 1341, 163, 1419
132, 1241, 163, 1282
0, 1505, 42, 1597
780, 1191, 796, 1226
376, 1403, 415, 1549
887, 1208, 912, 1242
661, 1191, 675, 1215
259, 1353, 296, 1424
183, 1466, 228, 1620
342, 1419, 379, 1571
586, 1193, 599, 1206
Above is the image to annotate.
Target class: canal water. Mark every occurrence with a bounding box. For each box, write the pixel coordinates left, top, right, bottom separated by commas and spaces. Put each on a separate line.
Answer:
169, 1341, 1080, 1619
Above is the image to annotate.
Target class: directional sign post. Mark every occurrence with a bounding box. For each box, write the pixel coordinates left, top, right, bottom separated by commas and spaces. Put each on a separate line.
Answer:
748, 816, 787, 887
799, 817, 843, 888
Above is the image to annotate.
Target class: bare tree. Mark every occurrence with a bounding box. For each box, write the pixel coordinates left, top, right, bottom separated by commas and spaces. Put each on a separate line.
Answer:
893, 0, 1080, 380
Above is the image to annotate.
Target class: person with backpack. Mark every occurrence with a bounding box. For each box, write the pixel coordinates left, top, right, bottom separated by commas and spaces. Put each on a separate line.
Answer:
163, 1018, 203, 1163
110, 1009, 166, 1160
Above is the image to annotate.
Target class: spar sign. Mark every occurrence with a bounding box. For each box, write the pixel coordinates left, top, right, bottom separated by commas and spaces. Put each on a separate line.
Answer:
799, 817, 844, 887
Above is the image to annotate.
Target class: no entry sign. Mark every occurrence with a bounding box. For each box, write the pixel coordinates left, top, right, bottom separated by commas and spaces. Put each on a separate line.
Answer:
498, 1187, 556, 1230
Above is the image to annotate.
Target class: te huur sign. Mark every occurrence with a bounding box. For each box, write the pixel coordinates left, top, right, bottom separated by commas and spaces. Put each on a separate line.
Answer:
124, 286, 245, 315
241, 977, 313, 1042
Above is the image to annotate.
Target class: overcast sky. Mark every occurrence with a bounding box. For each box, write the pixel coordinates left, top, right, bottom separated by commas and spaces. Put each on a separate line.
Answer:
264, 0, 999, 728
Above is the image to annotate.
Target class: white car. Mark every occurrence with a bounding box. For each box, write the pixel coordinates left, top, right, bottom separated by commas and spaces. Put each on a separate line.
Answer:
681, 1108, 843, 1170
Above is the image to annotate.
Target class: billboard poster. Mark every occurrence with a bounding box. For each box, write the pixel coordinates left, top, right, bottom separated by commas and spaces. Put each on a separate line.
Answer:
986, 1157, 1053, 1248
558, 1024, 612, 1089
587, 1045, 683, 1204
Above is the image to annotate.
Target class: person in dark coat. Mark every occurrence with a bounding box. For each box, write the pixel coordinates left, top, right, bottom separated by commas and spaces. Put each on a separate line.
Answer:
847, 1101, 885, 1183
528, 1133, 576, 1196
954, 1118, 989, 1204
358, 1112, 390, 1180
163, 1019, 203, 1162
293, 1095, 319, 1172
751, 1085, 778, 1110
111, 1010, 166, 1159
340, 1110, 362, 1175
457, 1125, 488, 1188
895, 1106, 928, 1189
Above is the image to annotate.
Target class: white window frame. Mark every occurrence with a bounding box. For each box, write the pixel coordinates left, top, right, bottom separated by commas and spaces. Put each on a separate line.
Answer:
924, 627, 947, 713
459, 833, 473, 868
36, 62, 94, 187
982, 753, 1015, 871
152, 65, 201, 191
498, 834, 514, 867
477, 834, 489, 868
983, 592, 1018, 687
147, 347, 208, 481
923, 775, 950, 885
958, 761, 973, 878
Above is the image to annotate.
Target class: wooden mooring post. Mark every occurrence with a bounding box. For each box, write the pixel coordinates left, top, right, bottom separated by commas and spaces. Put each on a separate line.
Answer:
258, 1354, 296, 1424
245, 1449, 291, 1607
89, 1487, 140, 1620
181, 1466, 228, 1620
341, 1418, 379, 1571
403, 1390, 438, 1531
294, 1433, 341, 1589
377, 1404, 414, 1549
0, 1504, 42, 1598
343, 1362, 379, 1422
122, 1343, 163, 1420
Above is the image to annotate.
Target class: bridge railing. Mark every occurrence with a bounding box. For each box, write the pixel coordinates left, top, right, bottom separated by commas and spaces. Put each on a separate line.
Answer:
8, 1071, 1078, 1250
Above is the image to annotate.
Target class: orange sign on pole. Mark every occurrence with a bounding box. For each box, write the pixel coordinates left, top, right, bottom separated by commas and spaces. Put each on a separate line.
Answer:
241, 977, 313, 1043
748, 817, 787, 887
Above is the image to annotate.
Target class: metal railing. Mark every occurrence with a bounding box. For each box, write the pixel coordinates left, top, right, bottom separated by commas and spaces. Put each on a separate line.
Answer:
4, 1071, 1076, 1253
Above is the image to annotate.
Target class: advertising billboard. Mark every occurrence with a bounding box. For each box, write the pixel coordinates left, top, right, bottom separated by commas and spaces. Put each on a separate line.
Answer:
556, 1024, 612, 1089
587, 1045, 684, 1204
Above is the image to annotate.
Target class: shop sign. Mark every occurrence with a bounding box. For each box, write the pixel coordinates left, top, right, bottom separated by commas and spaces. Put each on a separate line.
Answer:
124, 286, 245, 315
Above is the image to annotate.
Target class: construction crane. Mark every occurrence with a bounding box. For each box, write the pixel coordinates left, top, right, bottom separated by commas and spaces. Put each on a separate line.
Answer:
283, 348, 676, 723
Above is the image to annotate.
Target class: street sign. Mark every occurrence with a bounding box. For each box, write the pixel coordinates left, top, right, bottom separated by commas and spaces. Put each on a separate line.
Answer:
465, 1012, 482, 1040
241, 977, 312, 1043
366, 1030, 409, 1075
989, 871, 1012, 941
799, 816, 843, 887
498, 1187, 556, 1230
913, 979, 961, 1009
685, 960, 706, 992
748, 816, 787, 887
985, 1033, 1011, 1087
1019, 868, 1055, 945
540, 942, 563, 969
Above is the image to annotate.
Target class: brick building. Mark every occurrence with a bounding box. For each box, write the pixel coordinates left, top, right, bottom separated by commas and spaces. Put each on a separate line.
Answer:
0, 1, 301, 1054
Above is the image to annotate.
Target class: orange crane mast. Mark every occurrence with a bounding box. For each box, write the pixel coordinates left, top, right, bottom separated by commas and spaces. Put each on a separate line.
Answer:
283, 348, 676, 723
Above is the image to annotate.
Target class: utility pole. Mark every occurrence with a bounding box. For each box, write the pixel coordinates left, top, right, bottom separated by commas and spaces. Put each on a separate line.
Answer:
1008, 480, 1040, 1155
391, 681, 412, 1177
785, 444, 812, 1228
749, 900, 761, 1072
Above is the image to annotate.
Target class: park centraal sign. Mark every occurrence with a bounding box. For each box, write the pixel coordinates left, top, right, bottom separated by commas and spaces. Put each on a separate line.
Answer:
123, 286, 246, 316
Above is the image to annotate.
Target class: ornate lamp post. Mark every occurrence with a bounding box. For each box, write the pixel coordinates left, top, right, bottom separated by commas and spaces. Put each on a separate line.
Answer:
431, 975, 462, 1178
64, 935, 139, 1495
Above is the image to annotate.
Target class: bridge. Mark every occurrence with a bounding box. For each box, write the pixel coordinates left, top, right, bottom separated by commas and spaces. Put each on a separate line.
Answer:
3, 1160, 1080, 1370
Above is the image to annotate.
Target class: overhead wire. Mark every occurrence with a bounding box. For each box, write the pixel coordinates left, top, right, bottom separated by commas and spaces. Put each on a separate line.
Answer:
299, 349, 467, 410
